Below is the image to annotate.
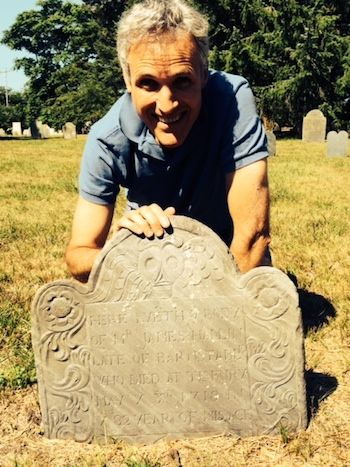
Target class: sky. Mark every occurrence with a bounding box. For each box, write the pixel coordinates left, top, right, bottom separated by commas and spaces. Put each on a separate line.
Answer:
0, 0, 80, 93
0, 0, 39, 92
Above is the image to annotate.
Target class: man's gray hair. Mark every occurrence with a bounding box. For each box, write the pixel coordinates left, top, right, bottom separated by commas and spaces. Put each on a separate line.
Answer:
117, 0, 209, 82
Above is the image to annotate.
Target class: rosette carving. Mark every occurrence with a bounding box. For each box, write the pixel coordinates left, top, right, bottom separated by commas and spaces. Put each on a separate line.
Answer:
238, 267, 303, 433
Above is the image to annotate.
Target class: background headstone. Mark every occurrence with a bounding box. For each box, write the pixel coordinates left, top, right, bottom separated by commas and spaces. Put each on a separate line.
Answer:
0, 128, 6, 136
41, 124, 51, 139
30, 120, 44, 139
327, 130, 349, 157
32, 216, 307, 444
266, 131, 277, 156
12, 122, 22, 137
23, 128, 31, 137
62, 122, 77, 139
302, 109, 327, 142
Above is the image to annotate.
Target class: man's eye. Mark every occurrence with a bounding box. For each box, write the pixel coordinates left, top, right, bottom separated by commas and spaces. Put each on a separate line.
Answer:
174, 77, 192, 90
137, 79, 158, 91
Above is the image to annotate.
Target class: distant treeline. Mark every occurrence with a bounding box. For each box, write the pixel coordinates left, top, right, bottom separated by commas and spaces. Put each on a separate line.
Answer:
1, 0, 349, 134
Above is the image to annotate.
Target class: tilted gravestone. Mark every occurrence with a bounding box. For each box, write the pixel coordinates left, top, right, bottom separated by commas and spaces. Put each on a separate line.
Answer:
302, 109, 327, 143
31, 216, 307, 444
327, 130, 349, 157
62, 122, 77, 140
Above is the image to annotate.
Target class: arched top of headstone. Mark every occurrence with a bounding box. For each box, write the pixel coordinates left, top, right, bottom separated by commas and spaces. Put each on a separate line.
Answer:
305, 109, 325, 119
326, 130, 349, 157
31, 216, 307, 443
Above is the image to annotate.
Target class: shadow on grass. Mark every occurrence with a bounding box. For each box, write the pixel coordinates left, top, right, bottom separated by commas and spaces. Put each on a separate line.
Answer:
287, 273, 336, 334
305, 370, 338, 422
287, 273, 338, 421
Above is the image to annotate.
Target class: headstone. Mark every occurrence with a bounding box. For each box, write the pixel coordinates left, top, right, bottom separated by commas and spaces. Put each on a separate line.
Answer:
31, 216, 307, 444
12, 122, 22, 137
62, 122, 77, 139
327, 130, 349, 157
23, 128, 31, 137
302, 109, 327, 142
266, 131, 276, 156
41, 124, 51, 139
30, 121, 42, 139
0, 128, 6, 136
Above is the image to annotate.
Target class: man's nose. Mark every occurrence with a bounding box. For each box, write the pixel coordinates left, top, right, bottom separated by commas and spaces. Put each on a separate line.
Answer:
156, 86, 179, 114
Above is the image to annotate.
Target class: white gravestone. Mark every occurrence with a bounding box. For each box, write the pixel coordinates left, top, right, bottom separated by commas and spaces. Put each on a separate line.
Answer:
302, 109, 327, 142
12, 122, 22, 136
62, 122, 77, 139
327, 130, 349, 157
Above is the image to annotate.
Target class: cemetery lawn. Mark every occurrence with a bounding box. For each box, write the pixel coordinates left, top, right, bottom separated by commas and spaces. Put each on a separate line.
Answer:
0, 137, 349, 466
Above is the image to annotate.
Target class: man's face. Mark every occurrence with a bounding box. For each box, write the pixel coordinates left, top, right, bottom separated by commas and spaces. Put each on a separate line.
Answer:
125, 32, 207, 148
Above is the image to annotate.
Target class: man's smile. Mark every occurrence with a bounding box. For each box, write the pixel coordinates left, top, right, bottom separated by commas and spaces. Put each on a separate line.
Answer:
156, 112, 185, 125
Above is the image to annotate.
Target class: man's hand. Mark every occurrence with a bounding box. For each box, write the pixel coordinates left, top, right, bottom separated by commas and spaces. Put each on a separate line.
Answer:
112, 204, 175, 238
226, 159, 271, 272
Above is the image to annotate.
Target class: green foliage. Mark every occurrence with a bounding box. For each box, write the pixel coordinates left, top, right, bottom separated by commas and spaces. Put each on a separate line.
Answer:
0, 87, 27, 131
1, 0, 129, 130
199, 0, 350, 133
1, 0, 349, 133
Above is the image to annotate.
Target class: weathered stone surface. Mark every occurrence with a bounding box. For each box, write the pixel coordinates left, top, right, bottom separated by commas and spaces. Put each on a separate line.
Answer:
12, 121, 22, 136
31, 216, 307, 444
62, 122, 77, 139
302, 109, 327, 142
327, 130, 349, 157
266, 131, 276, 156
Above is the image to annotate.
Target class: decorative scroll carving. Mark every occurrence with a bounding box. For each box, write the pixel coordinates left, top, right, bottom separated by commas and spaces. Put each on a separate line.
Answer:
32, 216, 307, 443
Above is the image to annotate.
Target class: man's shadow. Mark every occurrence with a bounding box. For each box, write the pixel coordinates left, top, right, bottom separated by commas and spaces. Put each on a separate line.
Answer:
288, 273, 338, 422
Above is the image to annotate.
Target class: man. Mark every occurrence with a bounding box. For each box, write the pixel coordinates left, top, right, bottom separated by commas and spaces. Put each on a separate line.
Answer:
65, 0, 271, 282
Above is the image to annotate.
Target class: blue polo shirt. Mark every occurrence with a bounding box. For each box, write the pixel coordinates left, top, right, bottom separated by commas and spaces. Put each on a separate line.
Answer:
79, 70, 268, 245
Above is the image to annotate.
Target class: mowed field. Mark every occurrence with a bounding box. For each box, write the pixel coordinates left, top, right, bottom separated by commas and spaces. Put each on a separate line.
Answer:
0, 137, 349, 466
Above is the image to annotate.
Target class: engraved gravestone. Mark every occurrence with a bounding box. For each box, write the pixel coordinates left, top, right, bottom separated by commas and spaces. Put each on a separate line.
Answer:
62, 122, 77, 139
327, 130, 349, 157
302, 109, 327, 142
31, 216, 307, 444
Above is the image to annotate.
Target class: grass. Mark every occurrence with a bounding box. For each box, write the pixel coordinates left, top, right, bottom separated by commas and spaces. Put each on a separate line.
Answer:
0, 137, 350, 465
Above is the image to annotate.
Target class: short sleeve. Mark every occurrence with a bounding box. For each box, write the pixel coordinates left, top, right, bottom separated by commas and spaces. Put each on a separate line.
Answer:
79, 128, 120, 205
221, 78, 268, 173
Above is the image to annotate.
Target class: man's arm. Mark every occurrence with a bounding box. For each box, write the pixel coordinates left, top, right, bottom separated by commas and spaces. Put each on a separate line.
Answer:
65, 197, 115, 282
66, 197, 175, 282
226, 158, 271, 272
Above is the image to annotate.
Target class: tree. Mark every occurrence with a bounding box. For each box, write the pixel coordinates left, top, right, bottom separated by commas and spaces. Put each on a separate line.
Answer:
1, 0, 128, 131
0, 87, 27, 132
195, 0, 350, 132
2, 0, 349, 133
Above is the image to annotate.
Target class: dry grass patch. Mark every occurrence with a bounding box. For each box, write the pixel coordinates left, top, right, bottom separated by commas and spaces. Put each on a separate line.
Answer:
0, 138, 349, 465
